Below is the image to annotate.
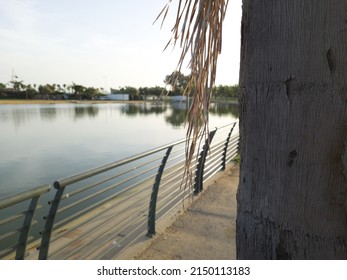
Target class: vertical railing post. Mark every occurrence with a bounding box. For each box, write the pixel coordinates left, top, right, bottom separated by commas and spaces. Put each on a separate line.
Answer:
221, 122, 236, 171
194, 129, 217, 195
147, 146, 173, 237
38, 185, 65, 260
15, 196, 40, 260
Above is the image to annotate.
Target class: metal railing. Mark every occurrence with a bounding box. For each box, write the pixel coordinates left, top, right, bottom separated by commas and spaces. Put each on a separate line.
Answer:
0, 121, 239, 260
0, 184, 50, 259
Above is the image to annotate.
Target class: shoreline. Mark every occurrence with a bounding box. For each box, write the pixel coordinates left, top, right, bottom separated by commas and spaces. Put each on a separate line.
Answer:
0, 99, 145, 105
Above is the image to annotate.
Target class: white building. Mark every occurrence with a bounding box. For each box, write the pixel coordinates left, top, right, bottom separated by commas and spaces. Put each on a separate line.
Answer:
99, 93, 129, 101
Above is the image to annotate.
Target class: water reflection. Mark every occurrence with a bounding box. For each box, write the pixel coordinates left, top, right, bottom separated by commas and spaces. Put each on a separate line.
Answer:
74, 106, 99, 119
165, 107, 187, 128
120, 103, 167, 117
0, 101, 238, 198
209, 102, 239, 118
40, 107, 57, 121
0, 102, 238, 129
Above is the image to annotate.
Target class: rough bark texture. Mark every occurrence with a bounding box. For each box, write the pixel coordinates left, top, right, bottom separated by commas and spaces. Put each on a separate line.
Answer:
237, 0, 347, 259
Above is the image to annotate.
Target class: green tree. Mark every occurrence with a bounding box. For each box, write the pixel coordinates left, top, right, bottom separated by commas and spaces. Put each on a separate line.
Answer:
38, 84, 55, 99
213, 85, 239, 99
25, 84, 37, 99
10, 80, 25, 91
139, 86, 166, 99
164, 71, 190, 95
71, 83, 86, 100
84, 87, 100, 100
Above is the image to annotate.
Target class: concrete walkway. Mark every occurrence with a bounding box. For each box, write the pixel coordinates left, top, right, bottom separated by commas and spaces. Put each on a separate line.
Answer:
131, 163, 239, 260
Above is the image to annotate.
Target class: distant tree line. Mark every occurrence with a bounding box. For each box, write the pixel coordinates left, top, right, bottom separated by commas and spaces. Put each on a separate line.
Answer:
0, 80, 104, 100
0, 71, 238, 100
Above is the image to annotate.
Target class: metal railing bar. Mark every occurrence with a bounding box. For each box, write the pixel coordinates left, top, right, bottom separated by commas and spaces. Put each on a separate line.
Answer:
162, 162, 185, 176
54, 122, 233, 190
203, 164, 222, 182
211, 130, 230, 140
90, 160, 197, 258
160, 162, 194, 188
226, 150, 239, 162
157, 189, 191, 215
94, 218, 148, 259
49, 185, 153, 259
157, 179, 184, 204
159, 170, 185, 190
83, 202, 150, 259
51, 174, 156, 232
95, 185, 172, 259
56, 164, 160, 215
0, 247, 16, 259
205, 149, 223, 165
226, 149, 238, 160
52, 187, 147, 232
53, 138, 191, 189
226, 144, 239, 158
81, 198, 151, 257
226, 153, 238, 164
226, 141, 239, 152
209, 146, 225, 158
208, 140, 226, 153
0, 204, 43, 227
162, 161, 186, 180
158, 161, 197, 191
211, 137, 228, 149
164, 152, 186, 165
155, 188, 193, 223
204, 161, 222, 176
228, 136, 239, 146
0, 221, 37, 242
226, 143, 238, 155
83, 203, 150, 259
227, 138, 239, 149
156, 169, 195, 204
54, 155, 164, 203
227, 138, 239, 148
0, 184, 50, 210
46, 182, 154, 257
0, 212, 26, 226
0, 230, 19, 241
157, 189, 186, 214
109, 190, 192, 259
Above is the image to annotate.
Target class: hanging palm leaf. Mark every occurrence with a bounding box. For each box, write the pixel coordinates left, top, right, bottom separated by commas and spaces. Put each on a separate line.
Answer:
157, 0, 229, 187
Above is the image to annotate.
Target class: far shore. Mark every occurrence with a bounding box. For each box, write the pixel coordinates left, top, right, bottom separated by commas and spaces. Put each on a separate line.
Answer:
0, 98, 238, 105
0, 99, 145, 105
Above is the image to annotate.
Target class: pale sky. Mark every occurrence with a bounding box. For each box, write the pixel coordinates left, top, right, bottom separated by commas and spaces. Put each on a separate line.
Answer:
0, 0, 241, 90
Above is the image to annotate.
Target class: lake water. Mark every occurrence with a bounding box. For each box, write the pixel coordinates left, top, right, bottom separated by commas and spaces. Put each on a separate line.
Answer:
0, 101, 238, 198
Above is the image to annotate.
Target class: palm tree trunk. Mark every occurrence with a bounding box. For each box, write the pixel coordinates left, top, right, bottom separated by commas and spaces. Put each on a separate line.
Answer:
237, 0, 347, 259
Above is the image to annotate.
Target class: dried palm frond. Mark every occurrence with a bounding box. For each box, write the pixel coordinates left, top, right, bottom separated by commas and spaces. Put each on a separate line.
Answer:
156, 0, 229, 187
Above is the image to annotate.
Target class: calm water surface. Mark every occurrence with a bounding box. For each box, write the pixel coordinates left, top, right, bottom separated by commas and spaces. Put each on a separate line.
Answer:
0, 101, 238, 197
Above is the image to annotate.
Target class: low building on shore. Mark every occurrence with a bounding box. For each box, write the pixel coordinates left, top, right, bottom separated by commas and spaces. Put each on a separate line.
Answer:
99, 93, 130, 101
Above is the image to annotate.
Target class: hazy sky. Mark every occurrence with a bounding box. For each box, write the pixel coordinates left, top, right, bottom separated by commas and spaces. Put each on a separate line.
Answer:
0, 0, 241, 90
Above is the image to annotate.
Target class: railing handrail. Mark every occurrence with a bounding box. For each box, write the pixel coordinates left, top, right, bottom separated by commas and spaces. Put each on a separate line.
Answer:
0, 184, 51, 209
54, 121, 238, 189
53, 139, 189, 189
